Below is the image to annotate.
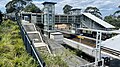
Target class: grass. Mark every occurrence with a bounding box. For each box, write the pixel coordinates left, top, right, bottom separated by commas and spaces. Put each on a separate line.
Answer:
38, 48, 69, 67
37, 46, 82, 67
0, 19, 38, 67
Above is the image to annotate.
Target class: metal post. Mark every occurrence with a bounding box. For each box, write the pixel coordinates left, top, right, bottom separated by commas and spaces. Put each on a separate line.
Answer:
95, 31, 102, 66
101, 59, 104, 67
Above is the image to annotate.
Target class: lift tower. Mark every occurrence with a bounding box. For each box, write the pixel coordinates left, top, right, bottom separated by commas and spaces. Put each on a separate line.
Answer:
42, 2, 56, 37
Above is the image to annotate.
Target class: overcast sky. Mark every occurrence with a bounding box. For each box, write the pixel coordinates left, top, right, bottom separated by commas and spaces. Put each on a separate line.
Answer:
0, 0, 120, 17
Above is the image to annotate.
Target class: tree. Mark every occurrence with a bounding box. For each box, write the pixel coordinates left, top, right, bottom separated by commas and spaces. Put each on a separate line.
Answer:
63, 5, 72, 14
5, 1, 16, 13
5, 0, 32, 13
13, 0, 27, 10
104, 5, 120, 28
113, 5, 120, 18
0, 10, 3, 24
104, 15, 120, 28
23, 3, 42, 13
84, 6, 102, 19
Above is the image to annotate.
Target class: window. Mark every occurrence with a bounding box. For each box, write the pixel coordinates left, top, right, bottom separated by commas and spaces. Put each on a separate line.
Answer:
49, 26, 52, 30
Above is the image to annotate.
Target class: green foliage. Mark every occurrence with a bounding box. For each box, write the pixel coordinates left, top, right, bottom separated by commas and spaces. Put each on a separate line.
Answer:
0, 19, 38, 67
5, 0, 32, 13
104, 5, 120, 28
84, 6, 102, 19
63, 4, 72, 14
23, 3, 41, 13
114, 5, 120, 16
40, 51, 68, 67
38, 47, 82, 67
104, 15, 120, 28
37, 47, 70, 67
0, 10, 3, 24
41, 53, 68, 67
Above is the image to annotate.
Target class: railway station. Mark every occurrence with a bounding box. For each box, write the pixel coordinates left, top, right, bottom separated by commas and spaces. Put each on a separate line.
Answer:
4, 1, 120, 67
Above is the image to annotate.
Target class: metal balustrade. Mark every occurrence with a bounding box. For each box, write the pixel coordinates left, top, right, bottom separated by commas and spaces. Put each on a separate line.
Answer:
17, 20, 46, 67
80, 59, 104, 67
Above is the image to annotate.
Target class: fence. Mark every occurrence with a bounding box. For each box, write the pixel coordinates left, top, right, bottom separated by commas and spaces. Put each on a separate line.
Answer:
80, 59, 104, 67
17, 20, 46, 67
35, 25, 53, 54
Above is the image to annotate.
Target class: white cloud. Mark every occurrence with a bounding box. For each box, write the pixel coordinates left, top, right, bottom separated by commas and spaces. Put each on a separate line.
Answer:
0, 0, 12, 12
0, 0, 119, 17
53, 0, 120, 16
32, 1, 44, 10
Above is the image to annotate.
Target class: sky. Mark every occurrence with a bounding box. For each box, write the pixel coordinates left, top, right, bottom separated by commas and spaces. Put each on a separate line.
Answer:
0, 0, 120, 17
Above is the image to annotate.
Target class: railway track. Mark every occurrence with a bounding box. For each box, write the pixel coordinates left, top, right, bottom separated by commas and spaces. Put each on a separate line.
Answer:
35, 26, 90, 67
63, 33, 120, 57
101, 47, 120, 57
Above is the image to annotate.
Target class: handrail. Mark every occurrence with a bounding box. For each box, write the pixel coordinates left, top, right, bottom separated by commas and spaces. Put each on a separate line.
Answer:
17, 19, 46, 67
35, 25, 52, 54
31, 45, 43, 67
25, 30, 45, 67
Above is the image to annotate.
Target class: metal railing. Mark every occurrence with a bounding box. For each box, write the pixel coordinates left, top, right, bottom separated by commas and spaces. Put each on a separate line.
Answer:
80, 59, 104, 67
35, 25, 53, 54
81, 20, 89, 28
17, 20, 46, 67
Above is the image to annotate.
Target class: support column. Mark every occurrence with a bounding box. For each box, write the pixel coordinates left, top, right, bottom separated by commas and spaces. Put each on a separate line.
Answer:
95, 31, 102, 66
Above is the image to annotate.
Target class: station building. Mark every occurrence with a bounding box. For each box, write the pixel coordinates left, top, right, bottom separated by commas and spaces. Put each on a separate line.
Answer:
20, 2, 115, 34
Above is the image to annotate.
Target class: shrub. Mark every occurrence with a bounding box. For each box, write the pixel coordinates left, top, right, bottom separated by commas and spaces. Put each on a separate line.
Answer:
0, 20, 38, 67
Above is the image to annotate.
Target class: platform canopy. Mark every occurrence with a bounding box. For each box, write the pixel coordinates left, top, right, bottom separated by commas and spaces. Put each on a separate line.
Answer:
77, 28, 120, 34
42, 2, 57, 5
101, 34, 120, 52
82, 13, 115, 28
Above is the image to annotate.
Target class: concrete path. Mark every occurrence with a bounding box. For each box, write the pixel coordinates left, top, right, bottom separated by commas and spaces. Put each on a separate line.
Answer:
46, 37, 89, 67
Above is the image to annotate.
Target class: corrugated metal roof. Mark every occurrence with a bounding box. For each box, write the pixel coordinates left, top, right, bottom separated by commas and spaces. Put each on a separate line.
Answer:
101, 34, 120, 52
111, 30, 120, 33
82, 13, 115, 28
51, 32, 62, 35
77, 28, 120, 34
42, 2, 56, 5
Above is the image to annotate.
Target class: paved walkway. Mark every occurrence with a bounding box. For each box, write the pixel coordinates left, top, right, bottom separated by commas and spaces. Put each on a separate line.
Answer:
46, 37, 89, 67
35, 26, 89, 67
